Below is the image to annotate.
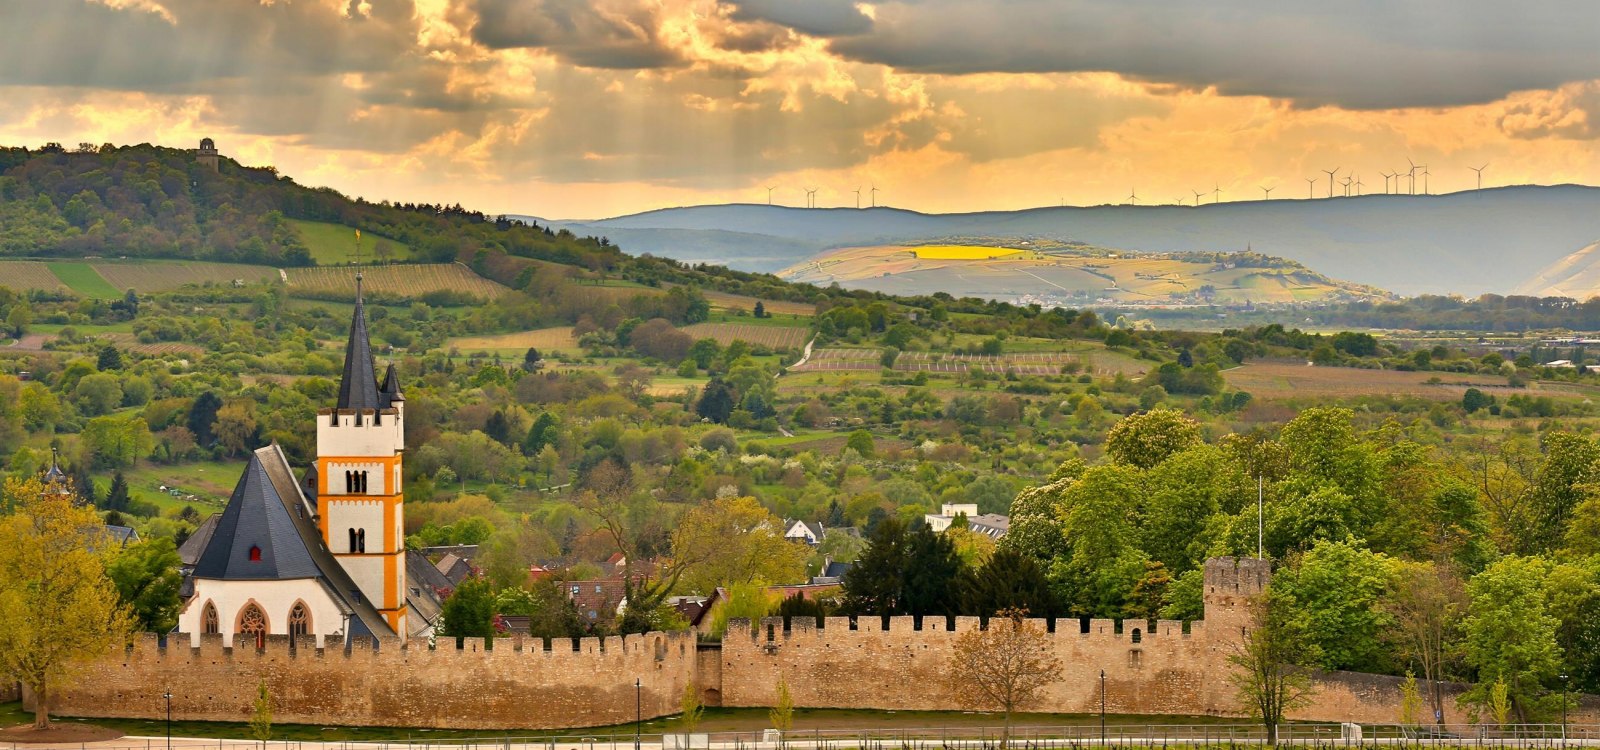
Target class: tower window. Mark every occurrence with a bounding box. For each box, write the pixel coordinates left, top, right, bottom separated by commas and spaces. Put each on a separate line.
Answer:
348, 528, 358, 553
344, 470, 370, 494
357, 528, 366, 553
248, 545, 261, 562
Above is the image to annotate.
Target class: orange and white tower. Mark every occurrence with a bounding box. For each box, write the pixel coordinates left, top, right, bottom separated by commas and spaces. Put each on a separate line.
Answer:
316, 276, 408, 635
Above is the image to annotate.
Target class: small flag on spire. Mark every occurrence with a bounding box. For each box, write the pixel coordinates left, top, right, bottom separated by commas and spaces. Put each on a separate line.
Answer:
355, 229, 361, 243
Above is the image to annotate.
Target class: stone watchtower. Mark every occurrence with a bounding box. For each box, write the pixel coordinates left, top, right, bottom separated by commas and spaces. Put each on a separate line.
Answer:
196, 138, 219, 172
315, 275, 408, 635
1202, 556, 1271, 636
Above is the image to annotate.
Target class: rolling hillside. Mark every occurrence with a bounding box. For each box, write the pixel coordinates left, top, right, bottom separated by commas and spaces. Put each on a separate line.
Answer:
534, 186, 1600, 297
781, 244, 1387, 304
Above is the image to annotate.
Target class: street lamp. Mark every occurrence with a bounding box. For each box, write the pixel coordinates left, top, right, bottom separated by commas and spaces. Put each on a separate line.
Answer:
1099, 669, 1106, 743
162, 691, 172, 750
1561, 674, 1569, 744
635, 678, 642, 750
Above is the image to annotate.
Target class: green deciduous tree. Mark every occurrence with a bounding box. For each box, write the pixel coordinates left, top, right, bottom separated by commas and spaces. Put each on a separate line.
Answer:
1461, 556, 1561, 722
1273, 539, 1395, 672
1228, 591, 1317, 745
106, 538, 183, 634
1104, 408, 1201, 469
439, 576, 498, 643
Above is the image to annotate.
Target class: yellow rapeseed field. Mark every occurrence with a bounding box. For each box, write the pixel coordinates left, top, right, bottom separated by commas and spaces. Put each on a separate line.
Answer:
911, 245, 1024, 260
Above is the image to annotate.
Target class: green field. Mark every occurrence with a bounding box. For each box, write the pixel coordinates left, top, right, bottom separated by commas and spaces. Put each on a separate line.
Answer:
44, 262, 120, 299
290, 219, 413, 265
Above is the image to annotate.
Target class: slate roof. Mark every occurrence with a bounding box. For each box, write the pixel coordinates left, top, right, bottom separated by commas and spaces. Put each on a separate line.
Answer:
405, 549, 449, 633
104, 525, 140, 547
192, 453, 321, 580
179, 514, 220, 568
380, 362, 405, 408
191, 445, 395, 639
336, 279, 383, 411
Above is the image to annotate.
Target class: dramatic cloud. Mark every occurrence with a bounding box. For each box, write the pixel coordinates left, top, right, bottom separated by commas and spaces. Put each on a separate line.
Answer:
461, 0, 684, 69
810, 0, 1600, 110
1, 0, 1599, 219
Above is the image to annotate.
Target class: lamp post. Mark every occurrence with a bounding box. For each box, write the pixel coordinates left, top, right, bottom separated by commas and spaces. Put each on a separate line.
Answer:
1099, 669, 1106, 743
162, 691, 172, 750
1561, 674, 1569, 744
635, 678, 642, 750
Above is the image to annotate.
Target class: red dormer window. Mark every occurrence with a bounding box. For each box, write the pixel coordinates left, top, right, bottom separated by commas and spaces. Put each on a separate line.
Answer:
249, 545, 262, 562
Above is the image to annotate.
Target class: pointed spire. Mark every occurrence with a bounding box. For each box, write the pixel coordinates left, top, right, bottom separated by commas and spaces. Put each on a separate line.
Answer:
336, 274, 382, 411
42, 447, 71, 496
379, 362, 404, 405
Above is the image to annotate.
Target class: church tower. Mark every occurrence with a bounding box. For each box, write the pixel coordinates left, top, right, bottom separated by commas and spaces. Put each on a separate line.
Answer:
316, 276, 408, 634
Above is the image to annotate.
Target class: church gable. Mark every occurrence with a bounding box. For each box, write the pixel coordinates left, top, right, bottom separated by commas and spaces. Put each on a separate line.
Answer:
192, 454, 319, 581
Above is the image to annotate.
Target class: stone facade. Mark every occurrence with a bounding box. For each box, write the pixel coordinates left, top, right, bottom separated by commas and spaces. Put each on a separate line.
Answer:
37, 557, 1599, 729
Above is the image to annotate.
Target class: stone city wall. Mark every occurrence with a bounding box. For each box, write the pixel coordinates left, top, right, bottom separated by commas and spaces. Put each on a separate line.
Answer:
41, 630, 698, 730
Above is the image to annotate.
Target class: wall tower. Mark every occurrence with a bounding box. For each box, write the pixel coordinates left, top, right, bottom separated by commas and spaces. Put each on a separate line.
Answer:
316, 275, 408, 634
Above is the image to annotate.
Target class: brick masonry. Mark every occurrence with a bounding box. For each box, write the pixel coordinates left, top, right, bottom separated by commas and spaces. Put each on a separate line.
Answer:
37, 558, 1600, 729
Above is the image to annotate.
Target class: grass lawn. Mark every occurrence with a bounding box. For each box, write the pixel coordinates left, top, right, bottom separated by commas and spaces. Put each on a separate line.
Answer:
290, 220, 413, 265
46, 262, 121, 299
0, 701, 1262, 742
124, 460, 244, 514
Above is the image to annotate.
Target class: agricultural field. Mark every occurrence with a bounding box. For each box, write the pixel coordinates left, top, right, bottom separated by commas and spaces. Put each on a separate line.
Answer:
290, 220, 413, 265
101, 333, 205, 357
1222, 361, 1535, 401
682, 322, 810, 349
911, 245, 1027, 260
0, 261, 69, 293
45, 262, 121, 299
448, 326, 580, 354
779, 244, 1385, 305
284, 264, 507, 300
792, 346, 1148, 376
699, 289, 815, 317
91, 260, 277, 293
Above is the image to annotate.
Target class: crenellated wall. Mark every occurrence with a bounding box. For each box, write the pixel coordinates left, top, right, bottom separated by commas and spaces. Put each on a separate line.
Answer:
44, 630, 698, 730
41, 557, 1598, 730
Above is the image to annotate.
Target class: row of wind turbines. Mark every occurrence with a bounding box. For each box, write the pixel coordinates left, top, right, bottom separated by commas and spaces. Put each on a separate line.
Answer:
767, 185, 881, 208
1125, 161, 1493, 206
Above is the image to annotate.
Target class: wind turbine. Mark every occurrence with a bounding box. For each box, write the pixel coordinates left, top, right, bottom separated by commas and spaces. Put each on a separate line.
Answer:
1340, 175, 1352, 197
804, 187, 818, 208
1127, 188, 1139, 205
1354, 176, 1364, 196
1305, 177, 1317, 199
1422, 166, 1430, 195
1261, 185, 1274, 200
1213, 184, 1223, 204
1193, 189, 1205, 207
870, 185, 879, 208
766, 186, 775, 205
1406, 158, 1419, 195
852, 186, 861, 209
1470, 163, 1489, 190
1322, 167, 1340, 199
1380, 171, 1394, 194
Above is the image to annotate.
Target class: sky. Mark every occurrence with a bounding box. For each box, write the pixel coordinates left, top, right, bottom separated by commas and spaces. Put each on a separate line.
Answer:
3, 0, 1600, 219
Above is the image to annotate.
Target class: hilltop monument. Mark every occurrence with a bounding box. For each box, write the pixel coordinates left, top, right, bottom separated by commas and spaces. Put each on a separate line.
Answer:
196, 137, 219, 171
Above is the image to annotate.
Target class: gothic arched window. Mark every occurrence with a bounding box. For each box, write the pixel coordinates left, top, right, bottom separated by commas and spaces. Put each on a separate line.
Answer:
201, 601, 219, 634
348, 528, 358, 553
238, 603, 267, 650
288, 602, 310, 638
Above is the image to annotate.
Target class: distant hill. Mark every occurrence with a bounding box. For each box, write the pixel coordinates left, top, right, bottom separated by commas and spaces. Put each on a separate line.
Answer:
781, 244, 1390, 304
534, 186, 1600, 296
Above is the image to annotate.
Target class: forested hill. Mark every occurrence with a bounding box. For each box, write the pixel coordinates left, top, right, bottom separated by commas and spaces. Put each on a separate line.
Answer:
0, 143, 624, 271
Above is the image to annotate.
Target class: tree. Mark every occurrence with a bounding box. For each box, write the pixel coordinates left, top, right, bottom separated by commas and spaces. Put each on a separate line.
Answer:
1461, 556, 1561, 722
522, 347, 543, 372
80, 415, 152, 470
961, 549, 1060, 619
680, 682, 704, 735
1384, 561, 1466, 726
844, 429, 876, 458
670, 496, 809, 594
841, 518, 911, 616
946, 608, 1064, 748
753, 300, 767, 318
106, 538, 183, 634
1228, 592, 1317, 745
73, 373, 123, 416
213, 402, 259, 457
96, 344, 123, 371
1272, 539, 1395, 672
187, 391, 223, 447
0, 477, 135, 728
249, 680, 272, 744
696, 379, 735, 424
1104, 408, 1201, 469
439, 576, 498, 643
103, 471, 131, 512
768, 679, 794, 740
1462, 388, 1495, 414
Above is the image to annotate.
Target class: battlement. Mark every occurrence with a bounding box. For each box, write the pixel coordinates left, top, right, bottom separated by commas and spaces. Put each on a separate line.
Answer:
1203, 555, 1271, 597
146, 629, 696, 661
730, 616, 1204, 641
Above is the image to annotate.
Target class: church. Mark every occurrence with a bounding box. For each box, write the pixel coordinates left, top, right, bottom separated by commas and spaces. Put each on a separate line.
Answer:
177, 279, 439, 646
